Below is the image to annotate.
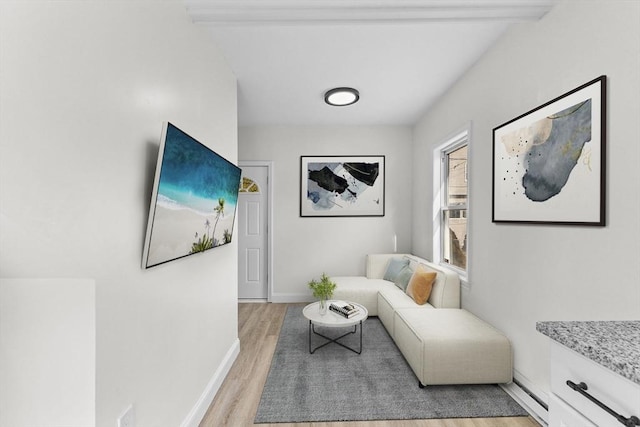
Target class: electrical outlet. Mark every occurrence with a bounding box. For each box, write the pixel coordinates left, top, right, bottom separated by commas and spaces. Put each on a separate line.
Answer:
117, 404, 135, 427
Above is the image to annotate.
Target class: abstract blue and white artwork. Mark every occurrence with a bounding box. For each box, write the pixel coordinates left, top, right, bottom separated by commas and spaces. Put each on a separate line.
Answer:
143, 123, 242, 268
300, 156, 385, 217
492, 76, 606, 225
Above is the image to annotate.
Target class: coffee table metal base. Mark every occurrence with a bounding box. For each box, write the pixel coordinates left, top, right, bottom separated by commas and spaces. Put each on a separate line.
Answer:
308, 320, 363, 355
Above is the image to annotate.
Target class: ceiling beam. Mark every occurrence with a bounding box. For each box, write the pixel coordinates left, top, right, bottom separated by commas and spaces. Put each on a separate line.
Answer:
184, 0, 558, 25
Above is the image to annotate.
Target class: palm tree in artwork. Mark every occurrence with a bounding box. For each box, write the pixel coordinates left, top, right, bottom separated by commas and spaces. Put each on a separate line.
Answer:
212, 197, 225, 246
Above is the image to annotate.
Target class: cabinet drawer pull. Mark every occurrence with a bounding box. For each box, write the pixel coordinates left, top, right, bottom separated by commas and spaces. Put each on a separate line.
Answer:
566, 380, 640, 427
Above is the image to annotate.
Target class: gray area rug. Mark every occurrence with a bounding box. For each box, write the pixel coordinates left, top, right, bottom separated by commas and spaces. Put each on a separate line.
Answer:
254, 305, 529, 423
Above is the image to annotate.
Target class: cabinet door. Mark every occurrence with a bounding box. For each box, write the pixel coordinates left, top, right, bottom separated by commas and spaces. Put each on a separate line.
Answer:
551, 342, 640, 427
549, 394, 596, 427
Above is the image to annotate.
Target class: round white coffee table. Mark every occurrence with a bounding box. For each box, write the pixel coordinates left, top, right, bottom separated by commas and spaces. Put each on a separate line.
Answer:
302, 300, 368, 354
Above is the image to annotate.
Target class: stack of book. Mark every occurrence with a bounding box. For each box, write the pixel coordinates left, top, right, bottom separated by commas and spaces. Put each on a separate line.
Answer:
329, 301, 360, 318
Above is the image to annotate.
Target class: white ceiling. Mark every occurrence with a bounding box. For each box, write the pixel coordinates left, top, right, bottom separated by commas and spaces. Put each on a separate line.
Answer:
184, 0, 558, 126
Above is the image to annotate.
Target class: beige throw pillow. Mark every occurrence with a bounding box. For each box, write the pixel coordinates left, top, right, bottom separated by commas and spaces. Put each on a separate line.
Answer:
405, 266, 437, 305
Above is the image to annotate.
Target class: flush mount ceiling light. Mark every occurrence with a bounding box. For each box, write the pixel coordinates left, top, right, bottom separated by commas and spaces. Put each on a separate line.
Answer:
324, 87, 360, 107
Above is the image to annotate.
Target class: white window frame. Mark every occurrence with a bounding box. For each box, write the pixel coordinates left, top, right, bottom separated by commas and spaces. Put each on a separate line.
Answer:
432, 125, 470, 284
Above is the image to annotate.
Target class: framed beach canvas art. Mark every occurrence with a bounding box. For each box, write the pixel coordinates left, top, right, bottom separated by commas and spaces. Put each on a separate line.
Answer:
142, 123, 242, 268
300, 155, 385, 217
492, 76, 606, 225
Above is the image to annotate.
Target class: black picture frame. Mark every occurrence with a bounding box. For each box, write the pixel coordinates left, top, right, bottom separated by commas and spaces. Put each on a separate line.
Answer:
300, 155, 385, 217
492, 76, 606, 226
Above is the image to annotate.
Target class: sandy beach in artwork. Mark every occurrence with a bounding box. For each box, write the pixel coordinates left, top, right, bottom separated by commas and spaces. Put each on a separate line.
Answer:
146, 203, 237, 267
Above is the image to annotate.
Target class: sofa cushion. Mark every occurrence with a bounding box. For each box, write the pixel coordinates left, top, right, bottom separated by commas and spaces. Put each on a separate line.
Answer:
379, 287, 434, 310
393, 265, 414, 291
377, 288, 433, 338
393, 308, 513, 386
405, 266, 437, 305
382, 257, 410, 282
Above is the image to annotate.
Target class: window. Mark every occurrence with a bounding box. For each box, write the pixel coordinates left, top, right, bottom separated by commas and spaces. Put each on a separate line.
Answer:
239, 176, 260, 193
434, 130, 469, 276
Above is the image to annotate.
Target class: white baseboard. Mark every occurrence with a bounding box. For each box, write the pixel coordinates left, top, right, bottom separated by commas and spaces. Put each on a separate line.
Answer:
181, 338, 240, 427
500, 370, 549, 426
269, 292, 312, 303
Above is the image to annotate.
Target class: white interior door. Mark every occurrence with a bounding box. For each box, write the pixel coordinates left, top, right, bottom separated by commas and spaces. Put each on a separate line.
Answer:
238, 164, 269, 299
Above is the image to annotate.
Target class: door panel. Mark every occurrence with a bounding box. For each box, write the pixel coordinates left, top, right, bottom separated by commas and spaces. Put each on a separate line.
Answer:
246, 248, 260, 282
247, 201, 260, 235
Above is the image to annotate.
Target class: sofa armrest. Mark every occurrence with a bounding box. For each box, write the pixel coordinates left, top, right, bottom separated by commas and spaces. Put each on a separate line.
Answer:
365, 254, 411, 279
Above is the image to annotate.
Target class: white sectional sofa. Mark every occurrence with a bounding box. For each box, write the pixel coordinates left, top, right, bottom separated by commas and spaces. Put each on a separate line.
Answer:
331, 253, 513, 387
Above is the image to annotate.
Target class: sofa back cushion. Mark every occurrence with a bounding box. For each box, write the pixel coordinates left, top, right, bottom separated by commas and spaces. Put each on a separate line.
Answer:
366, 254, 411, 279
365, 253, 460, 309
404, 255, 460, 309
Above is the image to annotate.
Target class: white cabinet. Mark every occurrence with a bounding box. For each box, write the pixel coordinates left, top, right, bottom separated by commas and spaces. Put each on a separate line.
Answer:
549, 393, 596, 427
548, 341, 640, 427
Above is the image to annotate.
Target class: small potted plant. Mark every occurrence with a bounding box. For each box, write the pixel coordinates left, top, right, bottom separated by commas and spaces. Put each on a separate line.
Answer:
308, 273, 336, 315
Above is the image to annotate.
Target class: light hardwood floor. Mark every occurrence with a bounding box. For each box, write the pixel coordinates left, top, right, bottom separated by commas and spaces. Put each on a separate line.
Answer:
200, 303, 541, 427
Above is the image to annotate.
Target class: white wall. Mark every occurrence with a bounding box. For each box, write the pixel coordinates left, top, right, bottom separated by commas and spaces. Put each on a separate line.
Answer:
412, 0, 640, 398
0, 279, 95, 427
239, 126, 413, 300
0, 2, 238, 426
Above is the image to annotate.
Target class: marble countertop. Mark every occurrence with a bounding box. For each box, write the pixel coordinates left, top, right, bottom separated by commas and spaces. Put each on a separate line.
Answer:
536, 320, 640, 386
